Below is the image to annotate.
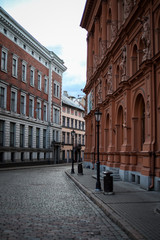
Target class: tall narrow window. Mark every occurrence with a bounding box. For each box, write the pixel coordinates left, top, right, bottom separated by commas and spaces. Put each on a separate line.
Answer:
44, 78, 48, 93
38, 73, 41, 90
43, 104, 47, 121
22, 62, 27, 82
43, 129, 46, 148
12, 56, 18, 78
36, 128, 40, 148
30, 68, 34, 86
11, 90, 17, 112
0, 120, 4, 146
1, 49, 8, 72
28, 126, 33, 148
20, 124, 25, 147
20, 94, 26, 115
0, 86, 6, 109
29, 98, 34, 117
10, 122, 15, 147
36, 101, 41, 120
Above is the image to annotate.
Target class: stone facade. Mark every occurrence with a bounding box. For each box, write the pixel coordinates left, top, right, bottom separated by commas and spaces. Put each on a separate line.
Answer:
0, 7, 67, 164
80, 0, 160, 190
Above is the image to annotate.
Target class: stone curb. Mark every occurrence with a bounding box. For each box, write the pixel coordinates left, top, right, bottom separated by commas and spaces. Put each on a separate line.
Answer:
65, 171, 146, 240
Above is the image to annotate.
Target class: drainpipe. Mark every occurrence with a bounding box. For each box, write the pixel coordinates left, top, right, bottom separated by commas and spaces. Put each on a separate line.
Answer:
149, 63, 156, 190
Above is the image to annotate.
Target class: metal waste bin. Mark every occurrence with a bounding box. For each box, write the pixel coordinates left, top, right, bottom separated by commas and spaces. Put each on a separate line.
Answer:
78, 163, 83, 175
103, 171, 113, 192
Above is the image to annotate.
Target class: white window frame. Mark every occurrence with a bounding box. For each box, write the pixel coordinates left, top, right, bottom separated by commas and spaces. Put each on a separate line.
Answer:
53, 107, 60, 124
44, 77, 48, 93
53, 81, 60, 99
30, 66, 35, 86
36, 100, 41, 120
43, 103, 47, 121
22, 61, 27, 82
0, 83, 7, 109
20, 93, 26, 115
1, 47, 8, 72
10, 88, 17, 113
12, 55, 18, 78
29, 96, 34, 118
38, 72, 42, 90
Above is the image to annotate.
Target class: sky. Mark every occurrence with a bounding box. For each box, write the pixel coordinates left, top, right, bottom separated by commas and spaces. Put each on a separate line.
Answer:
0, 0, 87, 98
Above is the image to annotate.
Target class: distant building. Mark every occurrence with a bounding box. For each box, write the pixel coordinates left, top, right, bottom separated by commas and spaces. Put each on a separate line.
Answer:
0, 7, 67, 164
62, 91, 85, 163
81, 0, 160, 190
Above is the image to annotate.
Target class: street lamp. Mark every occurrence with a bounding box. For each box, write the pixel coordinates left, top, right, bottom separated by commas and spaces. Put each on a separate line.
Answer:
95, 109, 102, 191
71, 130, 75, 174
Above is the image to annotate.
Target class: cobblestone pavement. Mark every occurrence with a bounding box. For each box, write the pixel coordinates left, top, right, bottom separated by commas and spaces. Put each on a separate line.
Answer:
0, 166, 131, 240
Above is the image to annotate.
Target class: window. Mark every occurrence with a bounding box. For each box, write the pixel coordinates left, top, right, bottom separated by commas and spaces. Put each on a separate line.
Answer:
30, 67, 35, 86
63, 106, 66, 112
62, 132, 65, 144
20, 124, 25, 147
11, 89, 17, 112
53, 130, 55, 141
10, 122, 15, 147
1, 48, 8, 72
20, 94, 26, 115
38, 72, 41, 90
43, 129, 46, 148
12, 55, 18, 78
79, 121, 81, 130
67, 107, 70, 114
36, 128, 40, 148
43, 103, 47, 121
67, 132, 70, 144
82, 135, 85, 145
28, 126, 33, 148
56, 131, 59, 142
67, 118, 70, 127
29, 97, 34, 118
79, 134, 81, 145
44, 78, 48, 93
82, 122, 85, 130
75, 120, 77, 129
63, 116, 65, 126
0, 120, 4, 146
36, 101, 41, 120
53, 81, 60, 98
53, 107, 60, 124
22, 61, 27, 82
71, 119, 74, 128
0, 84, 7, 109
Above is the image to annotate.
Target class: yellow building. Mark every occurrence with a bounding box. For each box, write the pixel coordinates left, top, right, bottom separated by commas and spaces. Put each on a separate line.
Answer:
62, 92, 85, 163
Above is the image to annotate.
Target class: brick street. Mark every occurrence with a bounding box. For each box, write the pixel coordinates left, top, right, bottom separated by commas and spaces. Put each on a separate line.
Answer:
0, 166, 130, 240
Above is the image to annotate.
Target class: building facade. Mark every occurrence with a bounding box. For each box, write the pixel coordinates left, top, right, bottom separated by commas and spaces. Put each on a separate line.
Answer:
81, 0, 160, 190
62, 91, 85, 163
0, 7, 67, 164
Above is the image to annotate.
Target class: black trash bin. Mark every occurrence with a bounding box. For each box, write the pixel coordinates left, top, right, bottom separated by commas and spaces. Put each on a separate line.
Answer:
103, 171, 113, 193
78, 163, 83, 175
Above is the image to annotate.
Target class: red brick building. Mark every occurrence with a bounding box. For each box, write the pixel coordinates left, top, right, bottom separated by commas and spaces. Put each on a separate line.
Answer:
81, 0, 160, 190
0, 7, 67, 164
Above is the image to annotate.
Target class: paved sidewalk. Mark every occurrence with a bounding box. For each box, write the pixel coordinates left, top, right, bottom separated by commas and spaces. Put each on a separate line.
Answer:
65, 166, 160, 240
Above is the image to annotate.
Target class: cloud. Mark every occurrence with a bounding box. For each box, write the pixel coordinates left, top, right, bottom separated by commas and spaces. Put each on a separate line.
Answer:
1, 0, 87, 97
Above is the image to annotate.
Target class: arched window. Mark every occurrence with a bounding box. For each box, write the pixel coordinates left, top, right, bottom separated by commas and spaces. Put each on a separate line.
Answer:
132, 44, 138, 75
134, 94, 145, 151
117, 106, 123, 151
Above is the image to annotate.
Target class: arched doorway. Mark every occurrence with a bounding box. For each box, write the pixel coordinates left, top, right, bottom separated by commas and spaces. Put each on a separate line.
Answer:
117, 106, 124, 151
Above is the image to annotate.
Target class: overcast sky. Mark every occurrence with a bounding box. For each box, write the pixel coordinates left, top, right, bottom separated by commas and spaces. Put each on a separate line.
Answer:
1, 0, 87, 98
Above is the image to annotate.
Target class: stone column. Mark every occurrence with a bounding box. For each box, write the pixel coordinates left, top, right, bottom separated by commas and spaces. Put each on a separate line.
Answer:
101, 0, 107, 55
93, 17, 99, 69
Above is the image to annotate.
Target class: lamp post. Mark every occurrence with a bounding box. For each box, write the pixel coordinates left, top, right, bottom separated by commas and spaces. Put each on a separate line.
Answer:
71, 130, 75, 174
95, 109, 102, 191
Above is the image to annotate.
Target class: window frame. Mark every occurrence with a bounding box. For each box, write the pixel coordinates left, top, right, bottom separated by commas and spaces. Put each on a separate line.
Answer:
22, 61, 27, 82
20, 93, 26, 115
0, 83, 7, 109
10, 88, 17, 113
29, 96, 34, 118
43, 103, 47, 121
30, 67, 35, 87
1, 47, 8, 72
12, 55, 18, 78
38, 72, 42, 91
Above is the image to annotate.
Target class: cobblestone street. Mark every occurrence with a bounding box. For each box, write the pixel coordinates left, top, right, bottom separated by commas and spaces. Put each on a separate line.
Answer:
0, 166, 130, 240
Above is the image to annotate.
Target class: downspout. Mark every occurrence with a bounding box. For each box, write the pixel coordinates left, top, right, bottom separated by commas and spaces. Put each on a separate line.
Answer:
149, 63, 156, 190
149, 6, 157, 190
